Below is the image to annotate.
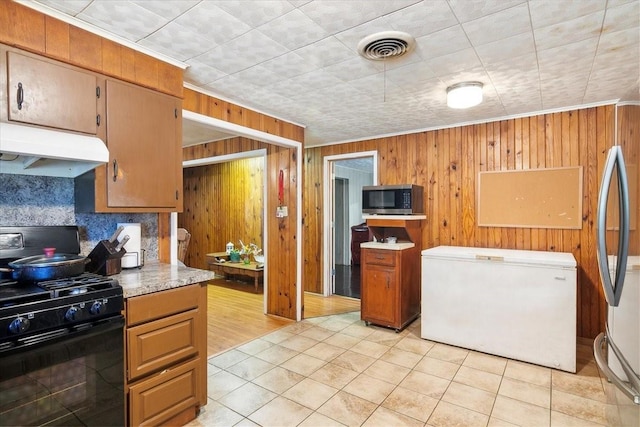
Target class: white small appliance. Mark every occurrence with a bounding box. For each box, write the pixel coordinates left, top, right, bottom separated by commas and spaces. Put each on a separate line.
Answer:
117, 223, 143, 268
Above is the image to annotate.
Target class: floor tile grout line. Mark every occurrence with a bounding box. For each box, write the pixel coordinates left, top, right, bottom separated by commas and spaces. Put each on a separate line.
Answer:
205, 314, 629, 426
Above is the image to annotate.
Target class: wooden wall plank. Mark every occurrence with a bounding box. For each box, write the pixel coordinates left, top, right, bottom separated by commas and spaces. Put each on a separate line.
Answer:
304, 104, 619, 339
0, 1, 183, 97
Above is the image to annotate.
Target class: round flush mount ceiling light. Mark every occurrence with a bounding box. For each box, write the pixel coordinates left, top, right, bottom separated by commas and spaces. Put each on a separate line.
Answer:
446, 81, 484, 109
357, 31, 416, 61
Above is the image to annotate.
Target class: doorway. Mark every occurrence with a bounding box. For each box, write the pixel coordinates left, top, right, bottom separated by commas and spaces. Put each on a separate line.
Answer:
323, 151, 378, 298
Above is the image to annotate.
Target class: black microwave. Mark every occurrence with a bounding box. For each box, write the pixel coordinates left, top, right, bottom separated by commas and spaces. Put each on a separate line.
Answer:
362, 184, 424, 215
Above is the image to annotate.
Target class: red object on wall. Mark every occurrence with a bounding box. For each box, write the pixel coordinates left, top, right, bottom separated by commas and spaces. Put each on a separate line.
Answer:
278, 170, 284, 205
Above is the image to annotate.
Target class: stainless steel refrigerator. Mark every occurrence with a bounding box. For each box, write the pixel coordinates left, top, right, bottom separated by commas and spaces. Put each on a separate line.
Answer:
593, 145, 640, 406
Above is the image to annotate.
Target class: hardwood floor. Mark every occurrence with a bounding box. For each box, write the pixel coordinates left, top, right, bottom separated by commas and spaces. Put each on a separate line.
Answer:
206, 279, 360, 357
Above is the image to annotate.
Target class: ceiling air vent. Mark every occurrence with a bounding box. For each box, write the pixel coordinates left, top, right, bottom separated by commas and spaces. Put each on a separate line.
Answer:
357, 31, 415, 61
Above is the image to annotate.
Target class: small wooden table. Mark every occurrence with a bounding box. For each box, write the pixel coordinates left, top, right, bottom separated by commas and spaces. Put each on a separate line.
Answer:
205, 252, 264, 292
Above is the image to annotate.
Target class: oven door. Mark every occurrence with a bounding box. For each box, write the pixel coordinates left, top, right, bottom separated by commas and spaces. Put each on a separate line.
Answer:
0, 316, 124, 426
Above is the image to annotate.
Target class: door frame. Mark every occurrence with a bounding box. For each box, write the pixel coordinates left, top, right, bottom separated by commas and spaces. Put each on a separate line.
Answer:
173, 149, 268, 311
322, 151, 378, 297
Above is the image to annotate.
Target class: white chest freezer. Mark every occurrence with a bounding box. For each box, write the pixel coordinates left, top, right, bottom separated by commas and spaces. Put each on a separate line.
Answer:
421, 246, 577, 372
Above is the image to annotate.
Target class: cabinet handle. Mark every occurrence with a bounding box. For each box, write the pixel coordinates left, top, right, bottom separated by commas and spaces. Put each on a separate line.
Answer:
17, 82, 24, 110
176, 190, 179, 200
96, 114, 101, 126
112, 159, 118, 182
96, 86, 101, 98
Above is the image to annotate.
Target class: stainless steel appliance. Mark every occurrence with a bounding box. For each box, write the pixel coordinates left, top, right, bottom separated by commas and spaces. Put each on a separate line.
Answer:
0, 226, 124, 426
362, 184, 424, 215
593, 145, 640, 404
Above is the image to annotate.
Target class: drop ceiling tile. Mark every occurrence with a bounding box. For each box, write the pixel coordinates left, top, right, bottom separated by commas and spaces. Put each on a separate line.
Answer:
299, 0, 420, 34
384, 0, 458, 38
258, 9, 330, 50
32, 0, 91, 15
214, 0, 294, 27
195, 30, 289, 75
323, 57, 384, 82
414, 25, 472, 60
426, 48, 484, 77
533, 10, 605, 51
77, 0, 169, 41
608, 3, 640, 35
295, 37, 357, 68
260, 51, 319, 80
234, 65, 285, 87
474, 31, 536, 64
184, 58, 227, 86
528, 0, 606, 29
537, 37, 598, 67
138, 21, 214, 61
448, 0, 526, 23
597, 27, 640, 53
387, 62, 437, 89
131, 0, 199, 19
174, 2, 252, 46
462, 3, 532, 46
287, 69, 345, 92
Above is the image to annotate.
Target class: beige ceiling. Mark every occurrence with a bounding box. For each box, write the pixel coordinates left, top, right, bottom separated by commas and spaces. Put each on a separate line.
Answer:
24, 0, 640, 147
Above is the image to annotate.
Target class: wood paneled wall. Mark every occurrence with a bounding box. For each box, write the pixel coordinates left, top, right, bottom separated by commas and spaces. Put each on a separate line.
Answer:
180, 157, 264, 268
0, 0, 183, 97
303, 104, 640, 339
183, 88, 304, 320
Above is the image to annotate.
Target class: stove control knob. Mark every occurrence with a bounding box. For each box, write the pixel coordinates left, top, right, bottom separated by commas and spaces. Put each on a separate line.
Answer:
65, 306, 81, 322
90, 301, 105, 316
9, 317, 30, 334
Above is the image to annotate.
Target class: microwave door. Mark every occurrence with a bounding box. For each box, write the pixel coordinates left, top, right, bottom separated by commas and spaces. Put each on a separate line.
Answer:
596, 145, 630, 307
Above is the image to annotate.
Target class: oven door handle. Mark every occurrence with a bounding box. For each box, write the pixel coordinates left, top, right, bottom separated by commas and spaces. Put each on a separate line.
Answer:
0, 315, 124, 355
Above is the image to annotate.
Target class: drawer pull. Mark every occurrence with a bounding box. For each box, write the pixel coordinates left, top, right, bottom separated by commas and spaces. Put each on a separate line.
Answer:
160, 369, 168, 375
554, 276, 566, 281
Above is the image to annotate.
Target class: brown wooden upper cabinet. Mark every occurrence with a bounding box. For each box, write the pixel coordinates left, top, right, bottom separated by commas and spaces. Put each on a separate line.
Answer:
101, 79, 183, 210
6, 51, 99, 135
76, 78, 183, 212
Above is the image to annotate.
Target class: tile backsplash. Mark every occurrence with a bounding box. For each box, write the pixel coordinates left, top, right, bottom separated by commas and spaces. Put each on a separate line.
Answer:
0, 174, 158, 259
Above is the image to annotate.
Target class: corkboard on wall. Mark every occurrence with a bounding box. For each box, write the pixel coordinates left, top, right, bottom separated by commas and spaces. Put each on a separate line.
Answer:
478, 167, 583, 229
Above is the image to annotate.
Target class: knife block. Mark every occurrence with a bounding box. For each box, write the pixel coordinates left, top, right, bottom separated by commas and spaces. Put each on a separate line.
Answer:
87, 240, 126, 276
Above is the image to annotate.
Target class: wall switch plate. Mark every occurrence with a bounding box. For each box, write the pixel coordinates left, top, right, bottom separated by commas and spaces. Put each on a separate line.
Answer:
276, 206, 288, 217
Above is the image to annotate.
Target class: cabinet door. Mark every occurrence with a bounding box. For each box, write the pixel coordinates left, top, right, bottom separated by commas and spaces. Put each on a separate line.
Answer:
362, 264, 397, 325
105, 79, 181, 208
7, 51, 98, 134
127, 309, 199, 381
128, 358, 200, 427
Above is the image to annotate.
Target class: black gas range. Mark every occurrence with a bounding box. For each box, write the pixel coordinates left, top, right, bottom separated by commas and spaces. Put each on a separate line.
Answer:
0, 226, 125, 426
0, 226, 123, 348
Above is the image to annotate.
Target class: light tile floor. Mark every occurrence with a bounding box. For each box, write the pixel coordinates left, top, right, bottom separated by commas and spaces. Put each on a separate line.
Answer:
188, 312, 640, 426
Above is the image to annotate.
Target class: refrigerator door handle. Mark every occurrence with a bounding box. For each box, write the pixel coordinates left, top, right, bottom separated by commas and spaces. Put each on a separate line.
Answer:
594, 329, 640, 404
596, 146, 630, 306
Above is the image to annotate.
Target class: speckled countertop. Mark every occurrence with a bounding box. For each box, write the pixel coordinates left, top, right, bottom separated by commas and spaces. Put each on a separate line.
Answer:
111, 260, 216, 298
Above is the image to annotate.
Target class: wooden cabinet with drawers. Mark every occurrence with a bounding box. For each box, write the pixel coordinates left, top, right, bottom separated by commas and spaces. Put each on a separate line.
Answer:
361, 247, 419, 331
360, 216, 423, 331
125, 284, 207, 426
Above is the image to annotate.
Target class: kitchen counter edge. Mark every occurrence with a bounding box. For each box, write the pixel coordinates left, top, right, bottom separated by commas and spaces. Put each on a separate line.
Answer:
111, 260, 216, 298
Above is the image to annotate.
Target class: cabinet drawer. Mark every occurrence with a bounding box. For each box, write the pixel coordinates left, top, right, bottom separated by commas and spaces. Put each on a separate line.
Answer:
364, 249, 396, 266
129, 358, 200, 427
127, 285, 199, 326
128, 309, 198, 381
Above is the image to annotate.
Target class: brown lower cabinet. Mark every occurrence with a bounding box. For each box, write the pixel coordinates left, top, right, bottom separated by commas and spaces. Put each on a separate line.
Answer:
360, 247, 420, 332
125, 284, 207, 426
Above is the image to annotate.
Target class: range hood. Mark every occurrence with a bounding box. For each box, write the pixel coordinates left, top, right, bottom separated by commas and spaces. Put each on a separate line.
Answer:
0, 122, 109, 178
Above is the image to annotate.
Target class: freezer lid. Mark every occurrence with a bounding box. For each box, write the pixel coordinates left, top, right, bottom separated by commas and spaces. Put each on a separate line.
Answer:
421, 245, 577, 268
